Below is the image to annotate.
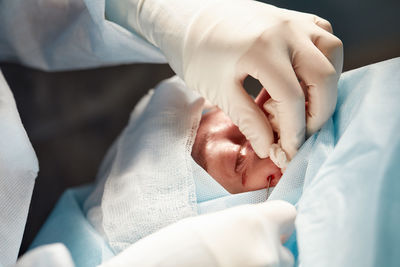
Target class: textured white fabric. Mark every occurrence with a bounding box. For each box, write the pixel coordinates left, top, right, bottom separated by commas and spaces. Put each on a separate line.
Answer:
85, 76, 204, 253
0, 71, 39, 267
84, 90, 155, 239
197, 186, 275, 215
106, 0, 343, 160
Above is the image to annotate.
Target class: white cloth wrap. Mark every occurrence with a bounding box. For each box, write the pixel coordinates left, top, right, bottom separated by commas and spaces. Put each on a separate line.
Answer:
85, 76, 204, 253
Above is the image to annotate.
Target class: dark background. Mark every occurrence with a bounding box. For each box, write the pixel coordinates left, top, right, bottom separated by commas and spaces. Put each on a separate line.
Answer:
0, 0, 399, 255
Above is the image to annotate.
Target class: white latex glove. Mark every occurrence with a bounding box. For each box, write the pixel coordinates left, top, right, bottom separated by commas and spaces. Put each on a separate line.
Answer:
106, 0, 343, 161
100, 200, 296, 267
14, 244, 74, 267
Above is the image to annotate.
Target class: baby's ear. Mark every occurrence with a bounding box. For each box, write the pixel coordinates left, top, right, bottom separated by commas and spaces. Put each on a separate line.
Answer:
254, 88, 271, 117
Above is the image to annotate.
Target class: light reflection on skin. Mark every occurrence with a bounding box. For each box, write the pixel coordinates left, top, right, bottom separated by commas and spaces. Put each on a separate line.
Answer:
191, 89, 282, 194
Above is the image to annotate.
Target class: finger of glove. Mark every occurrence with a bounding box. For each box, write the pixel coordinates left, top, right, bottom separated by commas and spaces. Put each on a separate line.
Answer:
255, 201, 297, 238
224, 82, 274, 158
247, 51, 306, 159
311, 26, 344, 75
312, 15, 334, 34
293, 40, 338, 136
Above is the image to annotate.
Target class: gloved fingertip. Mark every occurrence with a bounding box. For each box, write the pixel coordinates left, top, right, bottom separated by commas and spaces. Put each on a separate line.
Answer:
269, 144, 288, 169
247, 133, 272, 159
257, 201, 297, 234
253, 145, 269, 159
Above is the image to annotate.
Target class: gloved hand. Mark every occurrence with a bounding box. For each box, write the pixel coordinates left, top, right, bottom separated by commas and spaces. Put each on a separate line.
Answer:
106, 0, 343, 161
100, 200, 297, 267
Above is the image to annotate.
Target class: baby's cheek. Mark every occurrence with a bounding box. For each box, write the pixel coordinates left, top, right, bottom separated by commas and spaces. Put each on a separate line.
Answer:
269, 169, 282, 187
245, 158, 280, 191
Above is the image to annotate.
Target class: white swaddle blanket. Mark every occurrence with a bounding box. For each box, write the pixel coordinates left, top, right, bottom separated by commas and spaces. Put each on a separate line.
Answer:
84, 76, 271, 253
84, 77, 202, 253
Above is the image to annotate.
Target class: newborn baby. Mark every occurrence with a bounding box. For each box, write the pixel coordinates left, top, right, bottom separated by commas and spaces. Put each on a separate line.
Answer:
192, 98, 282, 194
85, 76, 284, 253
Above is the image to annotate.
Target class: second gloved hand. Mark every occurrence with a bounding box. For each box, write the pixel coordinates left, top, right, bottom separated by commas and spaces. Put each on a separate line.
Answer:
100, 200, 297, 267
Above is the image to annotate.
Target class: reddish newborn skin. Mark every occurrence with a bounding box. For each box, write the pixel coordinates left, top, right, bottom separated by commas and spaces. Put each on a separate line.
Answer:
191, 89, 282, 194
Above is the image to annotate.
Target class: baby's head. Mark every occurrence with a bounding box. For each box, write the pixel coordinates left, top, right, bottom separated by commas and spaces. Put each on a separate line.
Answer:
191, 91, 282, 194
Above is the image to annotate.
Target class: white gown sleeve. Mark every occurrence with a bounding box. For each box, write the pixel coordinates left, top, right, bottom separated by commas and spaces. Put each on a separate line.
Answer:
0, 0, 166, 71
103, 0, 210, 78
0, 0, 167, 264
0, 70, 39, 266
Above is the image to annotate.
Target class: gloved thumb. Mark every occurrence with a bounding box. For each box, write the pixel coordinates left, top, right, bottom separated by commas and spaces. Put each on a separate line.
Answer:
223, 83, 274, 158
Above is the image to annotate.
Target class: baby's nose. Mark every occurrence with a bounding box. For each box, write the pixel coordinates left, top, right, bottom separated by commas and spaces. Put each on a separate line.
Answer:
246, 141, 283, 187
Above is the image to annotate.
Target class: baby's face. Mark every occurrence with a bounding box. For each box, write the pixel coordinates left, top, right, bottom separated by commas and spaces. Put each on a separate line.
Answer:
191, 91, 282, 194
